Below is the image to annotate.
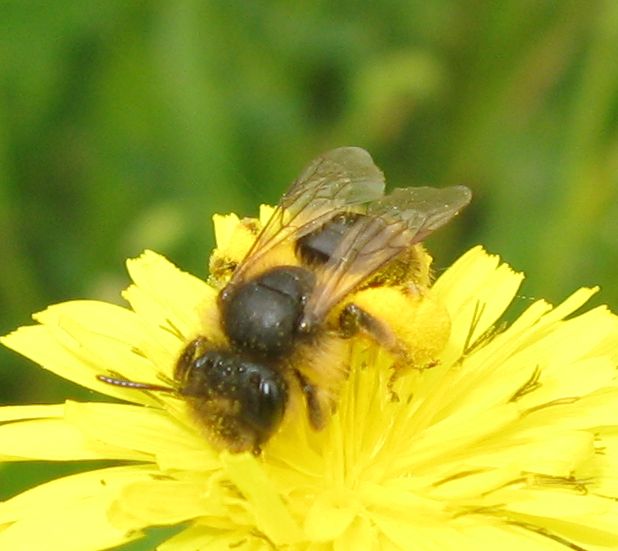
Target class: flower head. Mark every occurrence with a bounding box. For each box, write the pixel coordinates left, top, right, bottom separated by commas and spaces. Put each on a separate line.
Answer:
1, 210, 618, 550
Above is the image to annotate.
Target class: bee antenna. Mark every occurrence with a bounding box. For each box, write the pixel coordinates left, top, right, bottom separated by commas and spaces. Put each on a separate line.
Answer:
96, 374, 174, 393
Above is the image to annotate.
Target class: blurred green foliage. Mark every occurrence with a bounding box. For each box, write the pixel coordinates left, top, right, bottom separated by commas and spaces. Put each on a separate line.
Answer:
1, 2, 617, 549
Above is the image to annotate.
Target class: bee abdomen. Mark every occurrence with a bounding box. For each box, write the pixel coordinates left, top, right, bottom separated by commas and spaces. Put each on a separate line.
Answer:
296, 213, 365, 265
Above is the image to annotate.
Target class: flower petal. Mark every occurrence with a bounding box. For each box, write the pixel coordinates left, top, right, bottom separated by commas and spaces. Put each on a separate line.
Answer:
0, 465, 159, 551
35, 298, 183, 384
62, 401, 217, 471
212, 212, 256, 262
1, 320, 160, 406
123, 250, 217, 345
221, 452, 303, 546
304, 492, 357, 541
158, 524, 272, 551
432, 246, 524, 364
334, 517, 381, 551
0, 404, 64, 422
0, 404, 148, 461
108, 477, 216, 531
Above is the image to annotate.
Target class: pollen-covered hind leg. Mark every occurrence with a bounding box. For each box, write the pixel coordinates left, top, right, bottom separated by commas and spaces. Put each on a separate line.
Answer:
338, 303, 412, 400
338, 297, 449, 401
338, 285, 451, 377
339, 303, 406, 359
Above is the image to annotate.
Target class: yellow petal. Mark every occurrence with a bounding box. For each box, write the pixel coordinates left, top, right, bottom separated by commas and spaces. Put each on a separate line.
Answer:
519, 388, 618, 432
506, 509, 618, 550
432, 246, 524, 365
221, 452, 303, 545
35, 298, 183, 383
158, 524, 272, 551
588, 430, 618, 496
334, 517, 380, 551
211, 212, 257, 263
371, 512, 478, 551
0, 465, 158, 551
34, 299, 151, 348
425, 466, 523, 501
258, 204, 275, 224
0, 405, 148, 461
212, 212, 241, 249
1, 324, 159, 406
124, 250, 217, 342
0, 404, 64, 422
390, 404, 520, 476
108, 478, 215, 531
458, 519, 576, 551
507, 490, 613, 518
63, 401, 216, 470
304, 492, 358, 541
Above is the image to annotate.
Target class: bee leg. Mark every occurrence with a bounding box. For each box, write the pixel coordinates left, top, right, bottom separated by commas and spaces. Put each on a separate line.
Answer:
339, 304, 402, 352
339, 303, 409, 401
175, 336, 210, 381
251, 443, 262, 456
294, 370, 327, 430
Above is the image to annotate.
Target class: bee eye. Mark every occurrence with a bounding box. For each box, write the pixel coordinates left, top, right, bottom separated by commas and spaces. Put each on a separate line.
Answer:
242, 366, 288, 440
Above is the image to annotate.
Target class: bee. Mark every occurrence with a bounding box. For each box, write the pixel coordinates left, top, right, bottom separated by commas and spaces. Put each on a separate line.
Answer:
98, 147, 471, 453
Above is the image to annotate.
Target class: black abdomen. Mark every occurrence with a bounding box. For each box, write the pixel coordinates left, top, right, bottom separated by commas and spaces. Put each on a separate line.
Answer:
296, 212, 364, 265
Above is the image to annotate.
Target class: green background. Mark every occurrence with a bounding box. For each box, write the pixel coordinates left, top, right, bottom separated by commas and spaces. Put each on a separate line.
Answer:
1, 2, 617, 549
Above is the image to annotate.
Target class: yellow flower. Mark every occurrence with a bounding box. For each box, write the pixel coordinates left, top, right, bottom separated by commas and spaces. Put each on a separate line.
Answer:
2, 210, 618, 551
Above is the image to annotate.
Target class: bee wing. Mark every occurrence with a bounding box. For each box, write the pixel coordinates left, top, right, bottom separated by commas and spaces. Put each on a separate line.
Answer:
230, 147, 385, 284
301, 185, 472, 327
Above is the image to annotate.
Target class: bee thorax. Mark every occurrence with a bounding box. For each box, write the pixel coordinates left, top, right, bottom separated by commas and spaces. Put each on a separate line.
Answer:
220, 266, 315, 358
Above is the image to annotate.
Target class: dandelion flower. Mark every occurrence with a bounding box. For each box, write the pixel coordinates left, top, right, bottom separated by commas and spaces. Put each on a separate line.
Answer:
1, 209, 618, 551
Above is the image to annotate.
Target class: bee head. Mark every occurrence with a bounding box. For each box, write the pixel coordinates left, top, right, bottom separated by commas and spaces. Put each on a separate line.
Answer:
177, 347, 288, 453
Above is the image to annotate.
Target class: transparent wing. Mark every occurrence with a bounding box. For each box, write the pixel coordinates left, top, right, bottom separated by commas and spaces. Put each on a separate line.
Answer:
229, 147, 385, 285
301, 185, 472, 326
367, 185, 472, 241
